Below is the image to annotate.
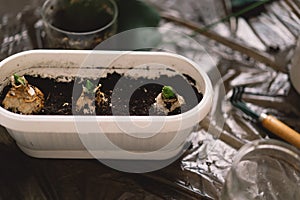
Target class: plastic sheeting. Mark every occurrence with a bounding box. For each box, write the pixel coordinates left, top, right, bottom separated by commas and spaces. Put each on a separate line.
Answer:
0, 1, 300, 199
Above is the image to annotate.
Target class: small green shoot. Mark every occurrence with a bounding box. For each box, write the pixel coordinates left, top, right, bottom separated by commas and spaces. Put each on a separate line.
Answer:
162, 86, 177, 99
85, 80, 95, 94
13, 74, 26, 86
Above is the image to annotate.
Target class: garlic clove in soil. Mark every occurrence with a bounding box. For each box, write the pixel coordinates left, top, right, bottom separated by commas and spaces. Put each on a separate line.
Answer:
76, 80, 96, 114
76, 80, 108, 114
2, 74, 44, 114
153, 86, 185, 115
95, 84, 108, 108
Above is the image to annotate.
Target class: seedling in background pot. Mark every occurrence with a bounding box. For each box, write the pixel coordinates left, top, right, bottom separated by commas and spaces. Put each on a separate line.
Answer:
153, 85, 185, 115
2, 74, 44, 114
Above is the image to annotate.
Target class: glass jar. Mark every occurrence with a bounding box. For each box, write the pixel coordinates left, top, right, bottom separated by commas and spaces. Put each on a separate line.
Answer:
221, 139, 300, 200
41, 0, 118, 49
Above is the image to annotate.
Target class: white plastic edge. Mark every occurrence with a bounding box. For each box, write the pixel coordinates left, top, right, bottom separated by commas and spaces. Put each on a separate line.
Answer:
0, 50, 213, 133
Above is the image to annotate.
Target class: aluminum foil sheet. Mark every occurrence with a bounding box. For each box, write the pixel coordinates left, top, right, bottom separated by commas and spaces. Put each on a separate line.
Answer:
0, 0, 300, 199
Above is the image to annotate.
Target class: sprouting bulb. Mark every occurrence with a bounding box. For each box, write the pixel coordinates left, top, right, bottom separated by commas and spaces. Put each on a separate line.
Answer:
2, 74, 44, 114
76, 80, 96, 114
76, 80, 108, 114
95, 83, 108, 108
153, 85, 185, 115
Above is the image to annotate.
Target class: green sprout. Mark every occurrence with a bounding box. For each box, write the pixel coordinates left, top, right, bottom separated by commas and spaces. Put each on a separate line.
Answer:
85, 80, 95, 94
13, 74, 26, 86
162, 86, 177, 100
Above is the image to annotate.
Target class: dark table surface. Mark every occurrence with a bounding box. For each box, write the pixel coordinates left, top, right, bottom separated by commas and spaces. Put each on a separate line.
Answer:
0, 0, 300, 199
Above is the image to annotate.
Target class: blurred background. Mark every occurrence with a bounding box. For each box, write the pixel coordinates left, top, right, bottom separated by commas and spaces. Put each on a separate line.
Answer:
0, 0, 300, 199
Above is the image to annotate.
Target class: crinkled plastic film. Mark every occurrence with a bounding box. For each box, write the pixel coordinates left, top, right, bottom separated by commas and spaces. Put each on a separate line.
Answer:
0, 1, 300, 199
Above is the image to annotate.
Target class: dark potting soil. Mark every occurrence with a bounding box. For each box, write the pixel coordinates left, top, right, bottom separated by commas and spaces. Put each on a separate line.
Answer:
0, 72, 203, 116
51, 3, 113, 33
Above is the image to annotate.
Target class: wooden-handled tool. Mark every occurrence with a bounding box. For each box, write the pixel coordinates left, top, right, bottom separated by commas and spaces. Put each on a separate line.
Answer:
231, 86, 300, 149
260, 113, 300, 148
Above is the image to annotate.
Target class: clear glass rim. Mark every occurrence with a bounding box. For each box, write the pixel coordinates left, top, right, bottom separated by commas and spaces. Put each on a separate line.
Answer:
41, 0, 118, 36
232, 139, 300, 166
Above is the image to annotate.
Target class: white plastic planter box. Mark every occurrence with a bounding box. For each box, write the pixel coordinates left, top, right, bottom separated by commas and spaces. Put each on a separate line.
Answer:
0, 50, 213, 160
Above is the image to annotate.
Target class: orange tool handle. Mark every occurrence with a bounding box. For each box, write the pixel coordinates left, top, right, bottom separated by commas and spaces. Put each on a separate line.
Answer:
260, 114, 300, 149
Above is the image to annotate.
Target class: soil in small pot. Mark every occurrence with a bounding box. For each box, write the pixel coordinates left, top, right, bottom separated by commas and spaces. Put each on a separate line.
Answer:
0, 72, 203, 116
51, 0, 114, 33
